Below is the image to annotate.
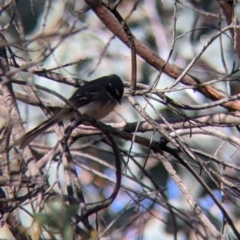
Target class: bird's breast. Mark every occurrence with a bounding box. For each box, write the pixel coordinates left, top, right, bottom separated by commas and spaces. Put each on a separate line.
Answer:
78, 100, 117, 120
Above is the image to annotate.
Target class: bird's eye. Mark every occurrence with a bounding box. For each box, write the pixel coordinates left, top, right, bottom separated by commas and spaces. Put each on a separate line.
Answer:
107, 83, 118, 95
115, 89, 120, 96
106, 81, 122, 104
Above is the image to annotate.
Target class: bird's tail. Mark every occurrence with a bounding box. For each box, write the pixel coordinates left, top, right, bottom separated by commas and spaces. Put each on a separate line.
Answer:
17, 115, 61, 149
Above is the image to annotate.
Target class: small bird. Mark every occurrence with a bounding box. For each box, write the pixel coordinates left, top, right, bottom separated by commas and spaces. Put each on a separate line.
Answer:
18, 74, 124, 148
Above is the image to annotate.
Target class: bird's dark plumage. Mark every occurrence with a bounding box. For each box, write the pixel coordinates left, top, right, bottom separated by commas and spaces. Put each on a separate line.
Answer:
16, 74, 124, 148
